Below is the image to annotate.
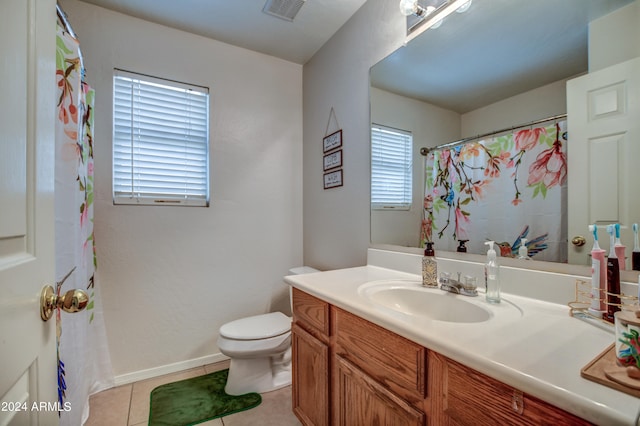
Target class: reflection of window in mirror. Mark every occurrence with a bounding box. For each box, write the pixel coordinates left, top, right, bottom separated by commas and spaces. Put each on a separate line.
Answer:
371, 124, 413, 211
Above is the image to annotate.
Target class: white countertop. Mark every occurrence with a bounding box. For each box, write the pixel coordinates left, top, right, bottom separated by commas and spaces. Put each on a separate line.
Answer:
285, 264, 640, 425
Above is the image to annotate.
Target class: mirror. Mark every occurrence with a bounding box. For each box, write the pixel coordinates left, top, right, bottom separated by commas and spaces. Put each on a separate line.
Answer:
370, 0, 637, 267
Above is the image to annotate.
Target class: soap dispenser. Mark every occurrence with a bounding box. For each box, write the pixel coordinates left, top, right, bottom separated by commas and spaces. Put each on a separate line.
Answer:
517, 238, 530, 260
422, 242, 438, 287
457, 240, 468, 253
484, 241, 501, 303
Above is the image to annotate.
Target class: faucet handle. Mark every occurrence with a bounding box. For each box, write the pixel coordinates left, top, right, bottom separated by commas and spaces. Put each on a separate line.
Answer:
463, 275, 477, 291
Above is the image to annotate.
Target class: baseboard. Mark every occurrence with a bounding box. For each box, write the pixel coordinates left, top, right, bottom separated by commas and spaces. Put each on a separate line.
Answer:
113, 353, 229, 386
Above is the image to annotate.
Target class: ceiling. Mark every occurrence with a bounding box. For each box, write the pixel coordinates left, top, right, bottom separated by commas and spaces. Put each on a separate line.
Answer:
76, 0, 634, 110
370, 0, 634, 113
76, 0, 368, 64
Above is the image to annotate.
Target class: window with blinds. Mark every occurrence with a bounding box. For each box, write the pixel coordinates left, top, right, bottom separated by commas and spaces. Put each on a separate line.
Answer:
113, 69, 210, 206
371, 124, 413, 210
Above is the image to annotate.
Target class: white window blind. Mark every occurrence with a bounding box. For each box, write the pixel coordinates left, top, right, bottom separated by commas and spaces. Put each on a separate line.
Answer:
371, 124, 413, 210
113, 69, 210, 206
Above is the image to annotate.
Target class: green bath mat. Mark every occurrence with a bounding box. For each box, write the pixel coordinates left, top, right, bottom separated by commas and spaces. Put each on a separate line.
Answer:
148, 369, 261, 426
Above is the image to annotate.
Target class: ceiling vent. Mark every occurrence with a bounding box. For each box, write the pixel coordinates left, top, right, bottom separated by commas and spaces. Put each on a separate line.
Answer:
262, 0, 306, 21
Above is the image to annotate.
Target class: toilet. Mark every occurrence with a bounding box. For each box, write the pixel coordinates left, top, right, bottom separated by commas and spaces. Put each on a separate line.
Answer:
217, 266, 319, 395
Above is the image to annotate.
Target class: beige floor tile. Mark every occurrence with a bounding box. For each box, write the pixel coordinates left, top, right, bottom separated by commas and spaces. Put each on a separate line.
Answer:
88, 361, 298, 426
222, 386, 301, 426
85, 384, 132, 426
128, 366, 206, 425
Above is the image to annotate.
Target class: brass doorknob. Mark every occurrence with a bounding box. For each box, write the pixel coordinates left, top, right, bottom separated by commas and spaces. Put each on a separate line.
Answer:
40, 286, 88, 321
571, 236, 587, 247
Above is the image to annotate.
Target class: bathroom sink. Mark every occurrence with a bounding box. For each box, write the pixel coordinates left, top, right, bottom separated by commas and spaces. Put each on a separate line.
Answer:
358, 280, 491, 323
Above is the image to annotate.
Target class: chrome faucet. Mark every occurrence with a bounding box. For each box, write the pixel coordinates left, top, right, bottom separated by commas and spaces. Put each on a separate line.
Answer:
440, 272, 478, 297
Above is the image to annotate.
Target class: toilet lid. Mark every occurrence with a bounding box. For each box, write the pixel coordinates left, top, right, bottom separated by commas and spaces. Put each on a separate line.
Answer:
220, 312, 291, 340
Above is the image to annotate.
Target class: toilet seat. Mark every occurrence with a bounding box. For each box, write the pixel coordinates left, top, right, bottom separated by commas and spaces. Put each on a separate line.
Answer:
220, 311, 291, 340
217, 266, 318, 395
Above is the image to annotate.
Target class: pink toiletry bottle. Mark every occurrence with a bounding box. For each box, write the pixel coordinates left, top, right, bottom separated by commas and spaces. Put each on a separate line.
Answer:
588, 225, 606, 317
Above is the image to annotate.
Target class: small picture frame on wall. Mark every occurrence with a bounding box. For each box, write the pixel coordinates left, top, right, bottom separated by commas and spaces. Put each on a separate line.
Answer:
323, 169, 343, 189
323, 149, 342, 171
323, 129, 343, 153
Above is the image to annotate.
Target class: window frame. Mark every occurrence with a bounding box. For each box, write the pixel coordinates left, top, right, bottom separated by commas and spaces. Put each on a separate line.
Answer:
371, 123, 414, 211
112, 69, 210, 207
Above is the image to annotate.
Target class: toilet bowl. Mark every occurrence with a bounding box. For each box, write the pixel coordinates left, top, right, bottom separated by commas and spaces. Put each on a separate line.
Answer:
216, 266, 319, 395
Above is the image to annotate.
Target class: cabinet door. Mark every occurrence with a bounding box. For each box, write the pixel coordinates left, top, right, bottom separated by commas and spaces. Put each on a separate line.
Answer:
523, 394, 592, 425
333, 307, 427, 404
441, 357, 523, 426
437, 354, 591, 426
334, 355, 426, 426
292, 323, 330, 426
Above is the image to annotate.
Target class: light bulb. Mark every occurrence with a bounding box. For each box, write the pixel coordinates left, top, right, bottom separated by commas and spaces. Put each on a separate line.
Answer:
456, 0, 472, 13
399, 0, 418, 16
399, 0, 434, 17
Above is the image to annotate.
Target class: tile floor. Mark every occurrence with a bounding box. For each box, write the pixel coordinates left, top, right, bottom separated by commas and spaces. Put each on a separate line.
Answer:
85, 360, 302, 426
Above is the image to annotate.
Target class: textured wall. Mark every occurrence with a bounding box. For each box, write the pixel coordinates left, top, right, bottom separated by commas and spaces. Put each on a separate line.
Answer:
302, 0, 406, 270
60, 0, 303, 379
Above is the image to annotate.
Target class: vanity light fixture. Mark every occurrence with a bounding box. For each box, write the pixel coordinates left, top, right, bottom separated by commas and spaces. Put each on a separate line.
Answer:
399, 0, 435, 18
455, 0, 472, 13
401, 0, 473, 36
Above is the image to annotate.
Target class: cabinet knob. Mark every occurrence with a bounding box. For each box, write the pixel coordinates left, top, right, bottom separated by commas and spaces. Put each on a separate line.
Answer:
511, 390, 524, 414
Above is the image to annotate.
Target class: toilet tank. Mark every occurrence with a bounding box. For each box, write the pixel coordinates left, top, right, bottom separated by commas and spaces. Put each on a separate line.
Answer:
288, 266, 319, 275
287, 266, 319, 313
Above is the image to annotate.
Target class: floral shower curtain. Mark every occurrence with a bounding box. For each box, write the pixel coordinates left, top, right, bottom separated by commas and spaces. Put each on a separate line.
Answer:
422, 121, 568, 262
56, 21, 113, 425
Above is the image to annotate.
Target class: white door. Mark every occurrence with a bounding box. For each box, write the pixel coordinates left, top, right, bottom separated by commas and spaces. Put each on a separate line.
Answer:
567, 57, 640, 265
0, 0, 58, 425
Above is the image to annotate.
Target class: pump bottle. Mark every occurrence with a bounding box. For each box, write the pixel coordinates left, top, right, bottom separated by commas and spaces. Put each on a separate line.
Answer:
484, 241, 501, 303
422, 242, 438, 287
517, 238, 530, 260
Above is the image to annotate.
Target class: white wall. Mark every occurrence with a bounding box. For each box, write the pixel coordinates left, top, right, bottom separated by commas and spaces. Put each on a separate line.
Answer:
370, 87, 460, 247
60, 0, 303, 380
302, 0, 572, 269
589, 1, 640, 72
303, 0, 406, 270
461, 78, 570, 137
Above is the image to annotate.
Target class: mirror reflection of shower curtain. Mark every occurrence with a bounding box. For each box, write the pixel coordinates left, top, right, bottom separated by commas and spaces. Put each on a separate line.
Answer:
55, 22, 114, 425
422, 121, 568, 262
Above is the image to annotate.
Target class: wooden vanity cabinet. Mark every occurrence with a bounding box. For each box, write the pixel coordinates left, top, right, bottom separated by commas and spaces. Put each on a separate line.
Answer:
291, 288, 592, 426
291, 288, 330, 426
333, 307, 427, 425
333, 355, 425, 426
430, 353, 592, 425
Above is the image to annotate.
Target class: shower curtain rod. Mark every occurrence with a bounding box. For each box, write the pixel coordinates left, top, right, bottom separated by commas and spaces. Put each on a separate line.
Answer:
56, 4, 77, 39
56, 4, 86, 82
419, 113, 567, 156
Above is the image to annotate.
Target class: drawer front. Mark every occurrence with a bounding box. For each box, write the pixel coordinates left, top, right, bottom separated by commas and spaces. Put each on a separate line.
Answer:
333, 307, 427, 404
292, 288, 330, 338
444, 357, 523, 425
441, 356, 591, 425
523, 394, 592, 425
